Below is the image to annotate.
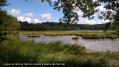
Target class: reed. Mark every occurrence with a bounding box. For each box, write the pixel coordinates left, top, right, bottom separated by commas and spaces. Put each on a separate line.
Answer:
20, 31, 118, 39
0, 39, 119, 67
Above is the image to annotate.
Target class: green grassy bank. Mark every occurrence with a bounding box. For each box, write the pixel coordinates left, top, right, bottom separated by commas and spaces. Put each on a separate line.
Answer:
0, 39, 119, 67
19, 31, 119, 39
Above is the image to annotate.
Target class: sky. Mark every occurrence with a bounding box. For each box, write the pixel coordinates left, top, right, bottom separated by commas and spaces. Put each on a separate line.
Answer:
1, 0, 111, 24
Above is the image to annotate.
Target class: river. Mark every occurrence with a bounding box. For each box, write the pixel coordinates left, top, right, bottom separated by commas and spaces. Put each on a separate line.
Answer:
19, 35, 119, 52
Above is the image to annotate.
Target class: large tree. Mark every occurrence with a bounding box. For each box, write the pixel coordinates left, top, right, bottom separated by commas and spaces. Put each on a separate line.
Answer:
0, 0, 20, 41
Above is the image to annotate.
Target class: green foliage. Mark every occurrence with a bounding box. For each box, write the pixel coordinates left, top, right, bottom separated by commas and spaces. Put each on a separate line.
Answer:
0, 39, 39, 63
0, 0, 7, 7
27, 0, 100, 23
52, 0, 100, 23
0, 0, 20, 42
0, 9, 20, 42
98, 0, 119, 34
19, 21, 105, 31
0, 39, 119, 67
0, 10, 20, 31
72, 36, 78, 40
65, 45, 86, 55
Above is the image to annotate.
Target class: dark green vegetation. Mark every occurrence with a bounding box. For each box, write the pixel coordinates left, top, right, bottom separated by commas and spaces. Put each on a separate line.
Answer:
20, 31, 119, 39
0, 1, 20, 42
0, 0, 7, 7
0, 39, 119, 67
72, 36, 79, 40
19, 21, 105, 31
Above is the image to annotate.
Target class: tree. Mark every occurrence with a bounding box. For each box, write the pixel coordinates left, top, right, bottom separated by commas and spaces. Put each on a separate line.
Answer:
27, 0, 118, 33
0, 1, 20, 41
27, 0, 100, 23
99, 0, 119, 34
0, 10, 20, 31
0, 0, 7, 7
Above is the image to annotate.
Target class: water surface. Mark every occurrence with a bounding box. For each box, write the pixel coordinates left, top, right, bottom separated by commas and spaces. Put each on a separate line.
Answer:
19, 35, 119, 52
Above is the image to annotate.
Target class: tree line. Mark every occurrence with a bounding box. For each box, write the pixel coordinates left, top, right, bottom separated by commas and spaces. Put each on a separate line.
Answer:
19, 21, 105, 31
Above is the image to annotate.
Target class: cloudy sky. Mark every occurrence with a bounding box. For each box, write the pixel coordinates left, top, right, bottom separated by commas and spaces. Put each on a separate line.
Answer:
2, 0, 110, 24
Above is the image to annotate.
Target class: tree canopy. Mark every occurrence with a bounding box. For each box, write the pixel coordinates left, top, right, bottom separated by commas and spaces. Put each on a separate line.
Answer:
101, 0, 119, 33
33, 0, 118, 22
19, 21, 105, 31
0, 9, 20, 31
0, 0, 20, 41
27, 0, 118, 33
35, 0, 100, 23
0, 0, 7, 7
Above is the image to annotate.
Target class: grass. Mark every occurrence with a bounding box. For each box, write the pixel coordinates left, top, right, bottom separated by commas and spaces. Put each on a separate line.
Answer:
72, 36, 79, 40
28, 33, 41, 37
0, 39, 119, 67
19, 31, 119, 39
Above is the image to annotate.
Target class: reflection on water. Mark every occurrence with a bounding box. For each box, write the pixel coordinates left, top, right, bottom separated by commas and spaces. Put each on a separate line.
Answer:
19, 35, 119, 52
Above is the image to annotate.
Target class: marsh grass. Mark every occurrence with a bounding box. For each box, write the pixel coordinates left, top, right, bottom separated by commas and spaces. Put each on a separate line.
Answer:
72, 36, 78, 40
0, 39, 119, 67
20, 31, 118, 39
28, 34, 40, 37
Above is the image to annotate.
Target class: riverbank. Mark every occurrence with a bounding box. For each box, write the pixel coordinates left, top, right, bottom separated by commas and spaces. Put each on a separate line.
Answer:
19, 31, 119, 39
0, 39, 119, 67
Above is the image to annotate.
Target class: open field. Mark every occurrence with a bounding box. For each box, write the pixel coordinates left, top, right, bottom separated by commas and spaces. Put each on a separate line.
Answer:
0, 39, 119, 67
19, 31, 119, 39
